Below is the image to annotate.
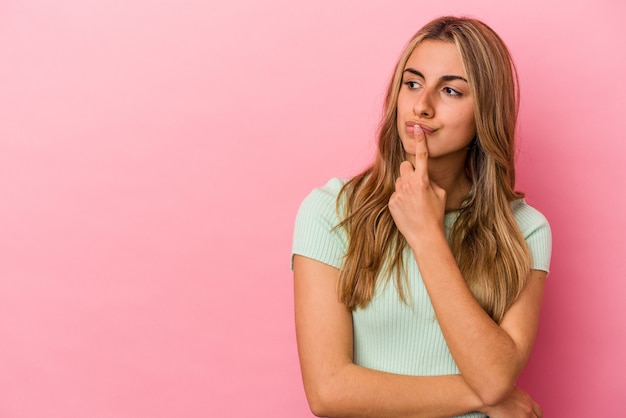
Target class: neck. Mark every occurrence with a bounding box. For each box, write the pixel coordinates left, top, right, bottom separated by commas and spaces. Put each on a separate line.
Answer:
427, 157, 472, 211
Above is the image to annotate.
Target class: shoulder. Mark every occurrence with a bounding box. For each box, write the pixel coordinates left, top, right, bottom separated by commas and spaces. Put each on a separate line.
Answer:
292, 178, 350, 269
297, 177, 347, 218
511, 199, 552, 272
306, 177, 347, 200
511, 199, 551, 239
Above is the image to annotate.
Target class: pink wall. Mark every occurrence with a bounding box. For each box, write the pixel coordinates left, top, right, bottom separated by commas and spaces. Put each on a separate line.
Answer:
1, 0, 624, 416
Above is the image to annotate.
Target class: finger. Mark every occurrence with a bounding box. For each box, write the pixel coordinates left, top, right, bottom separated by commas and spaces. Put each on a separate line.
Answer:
399, 160, 414, 179
412, 124, 429, 181
394, 176, 402, 191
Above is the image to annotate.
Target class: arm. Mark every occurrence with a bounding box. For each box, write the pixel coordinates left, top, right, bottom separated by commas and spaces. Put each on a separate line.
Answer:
294, 254, 485, 417
414, 237, 545, 405
388, 127, 546, 405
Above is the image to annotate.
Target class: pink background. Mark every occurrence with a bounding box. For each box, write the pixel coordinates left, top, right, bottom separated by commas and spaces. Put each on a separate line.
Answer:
1, 0, 625, 416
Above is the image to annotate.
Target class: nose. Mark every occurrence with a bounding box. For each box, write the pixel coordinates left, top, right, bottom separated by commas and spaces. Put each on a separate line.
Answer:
412, 89, 434, 118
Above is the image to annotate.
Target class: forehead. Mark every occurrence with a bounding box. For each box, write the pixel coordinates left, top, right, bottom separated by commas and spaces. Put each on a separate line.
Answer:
404, 40, 467, 78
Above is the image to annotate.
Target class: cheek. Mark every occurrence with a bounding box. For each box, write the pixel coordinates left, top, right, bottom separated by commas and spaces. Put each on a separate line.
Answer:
396, 97, 411, 129
458, 107, 476, 138
396, 93, 410, 117
465, 117, 477, 138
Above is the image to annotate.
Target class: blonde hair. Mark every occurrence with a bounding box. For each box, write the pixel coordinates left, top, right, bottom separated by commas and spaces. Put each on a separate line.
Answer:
337, 16, 530, 323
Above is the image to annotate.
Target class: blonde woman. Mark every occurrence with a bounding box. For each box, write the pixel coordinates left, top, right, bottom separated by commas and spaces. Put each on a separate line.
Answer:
292, 16, 551, 418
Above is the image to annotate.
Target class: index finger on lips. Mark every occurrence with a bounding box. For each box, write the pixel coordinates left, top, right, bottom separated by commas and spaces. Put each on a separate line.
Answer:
412, 124, 429, 181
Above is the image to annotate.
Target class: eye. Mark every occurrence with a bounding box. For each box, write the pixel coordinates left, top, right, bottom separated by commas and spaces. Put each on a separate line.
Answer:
443, 87, 462, 97
404, 81, 421, 90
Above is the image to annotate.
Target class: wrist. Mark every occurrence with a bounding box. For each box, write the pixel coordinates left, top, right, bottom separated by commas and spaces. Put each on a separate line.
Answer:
406, 224, 447, 253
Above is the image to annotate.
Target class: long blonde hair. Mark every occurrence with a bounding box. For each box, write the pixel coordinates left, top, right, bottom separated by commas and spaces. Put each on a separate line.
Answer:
337, 16, 531, 323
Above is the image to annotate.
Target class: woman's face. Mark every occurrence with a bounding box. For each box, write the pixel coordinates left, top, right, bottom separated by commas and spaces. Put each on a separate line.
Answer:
396, 40, 476, 167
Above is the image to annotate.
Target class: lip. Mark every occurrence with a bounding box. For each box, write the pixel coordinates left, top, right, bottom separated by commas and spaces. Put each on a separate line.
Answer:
406, 121, 436, 135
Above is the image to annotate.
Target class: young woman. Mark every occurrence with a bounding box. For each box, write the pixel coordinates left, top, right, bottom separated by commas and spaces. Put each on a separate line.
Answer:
292, 16, 551, 418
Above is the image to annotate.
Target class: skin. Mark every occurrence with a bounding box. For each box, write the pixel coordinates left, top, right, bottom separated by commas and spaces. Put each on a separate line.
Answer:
396, 40, 476, 209
294, 40, 545, 417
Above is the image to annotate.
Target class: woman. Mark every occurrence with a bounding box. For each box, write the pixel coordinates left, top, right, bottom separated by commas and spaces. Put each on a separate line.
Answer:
292, 16, 551, 418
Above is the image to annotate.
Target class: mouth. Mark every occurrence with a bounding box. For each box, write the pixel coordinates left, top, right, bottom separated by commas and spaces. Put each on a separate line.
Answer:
406, 121, 435, 135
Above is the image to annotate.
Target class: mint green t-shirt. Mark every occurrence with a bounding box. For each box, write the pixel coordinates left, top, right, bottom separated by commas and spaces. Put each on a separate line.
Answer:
292, 177, 552, 418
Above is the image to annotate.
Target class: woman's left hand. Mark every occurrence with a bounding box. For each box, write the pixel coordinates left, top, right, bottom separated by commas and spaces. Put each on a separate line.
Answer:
388, 126, 446, 246
481, 386, 543, 418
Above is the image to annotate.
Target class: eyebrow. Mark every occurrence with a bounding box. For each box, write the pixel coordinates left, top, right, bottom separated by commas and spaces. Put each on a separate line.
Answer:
403, 68, 468, 83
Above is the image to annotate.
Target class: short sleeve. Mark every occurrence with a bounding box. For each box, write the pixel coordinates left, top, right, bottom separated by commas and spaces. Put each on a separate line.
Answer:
291, 178, 348, 270
511, 200, 552, 274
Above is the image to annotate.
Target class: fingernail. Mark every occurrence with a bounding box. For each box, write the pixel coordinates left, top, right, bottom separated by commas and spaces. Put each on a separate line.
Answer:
414, 124, 423, 134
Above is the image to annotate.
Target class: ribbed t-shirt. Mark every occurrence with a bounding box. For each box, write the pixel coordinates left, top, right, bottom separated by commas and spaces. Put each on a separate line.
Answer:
292, 177, 552, 418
